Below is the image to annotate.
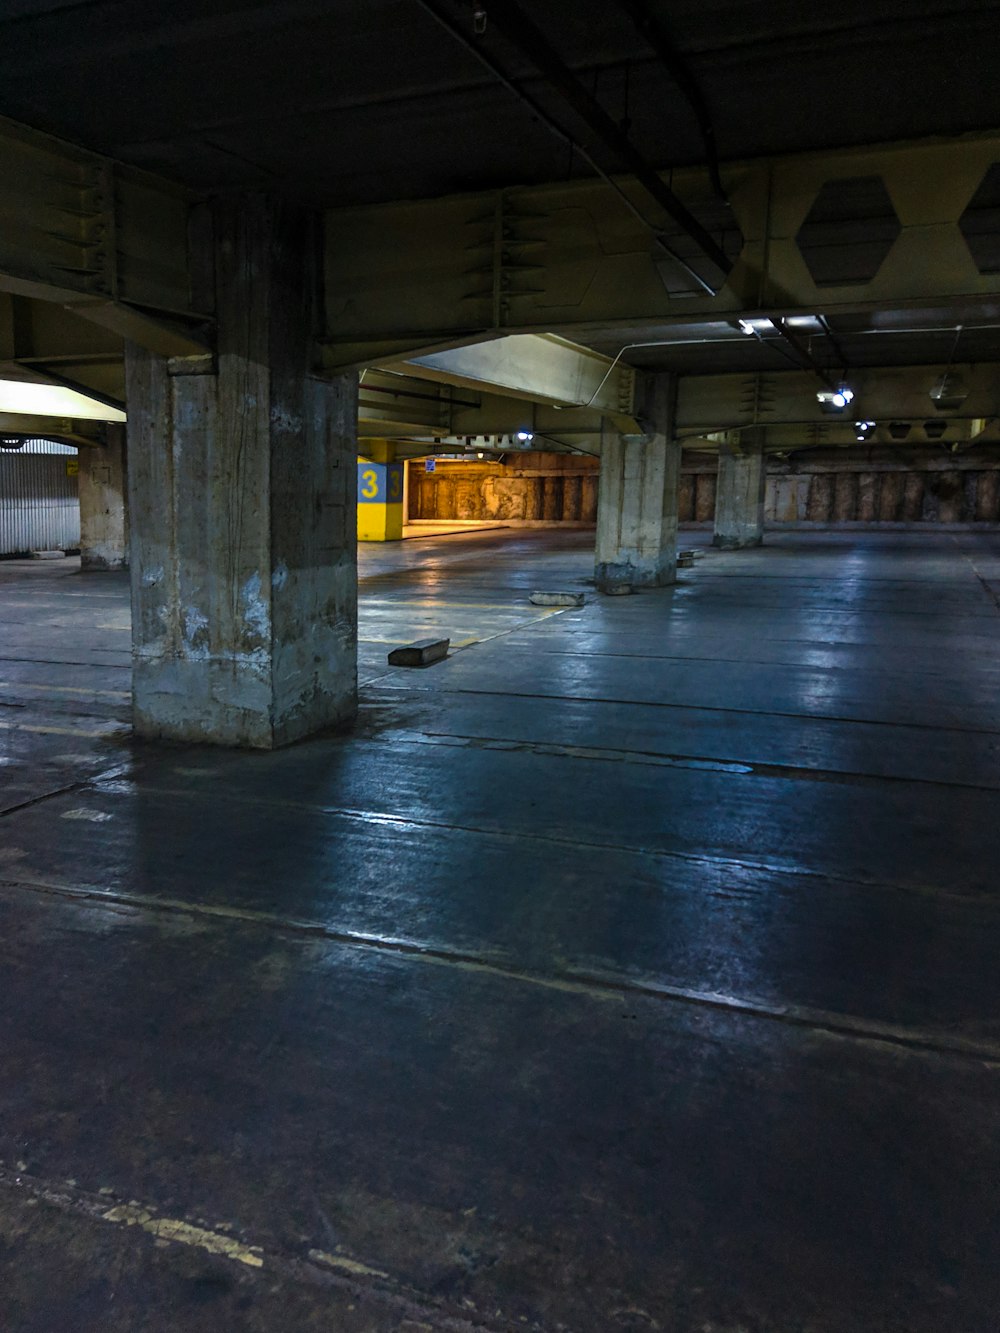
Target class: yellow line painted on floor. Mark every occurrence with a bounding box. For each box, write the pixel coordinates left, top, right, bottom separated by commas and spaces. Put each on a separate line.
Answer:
103, 1204, 264, 1268
0, 720, 125, 739
308, 1248, 389, 1280
0, 680, 129, 699
364, 599, 545, 612
0, 1155, 506, 1324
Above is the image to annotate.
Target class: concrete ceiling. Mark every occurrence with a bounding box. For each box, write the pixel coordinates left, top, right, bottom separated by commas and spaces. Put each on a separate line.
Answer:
1, 0, 999, 444
0, 1, 997, 206
584, 308, 1000, 377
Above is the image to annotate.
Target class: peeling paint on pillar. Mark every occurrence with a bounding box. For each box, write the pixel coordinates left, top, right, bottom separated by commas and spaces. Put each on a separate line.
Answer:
78, 424, 128, 570
713, 434, 765, 549
127, 195, 358, 749
595, 373, 680, 589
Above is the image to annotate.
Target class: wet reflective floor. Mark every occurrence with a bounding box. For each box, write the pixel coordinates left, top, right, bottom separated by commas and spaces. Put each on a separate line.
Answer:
1, 529, 1000, 1331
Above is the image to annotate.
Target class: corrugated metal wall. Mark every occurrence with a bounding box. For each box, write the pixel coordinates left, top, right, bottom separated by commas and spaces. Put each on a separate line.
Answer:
0, 443, 80, 556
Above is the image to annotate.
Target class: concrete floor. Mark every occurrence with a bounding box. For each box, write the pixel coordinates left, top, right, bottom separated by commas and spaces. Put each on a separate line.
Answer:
1, 528, 1000, 1331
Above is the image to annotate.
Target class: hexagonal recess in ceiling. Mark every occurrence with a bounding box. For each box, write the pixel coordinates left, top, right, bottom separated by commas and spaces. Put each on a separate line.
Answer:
795, 176, 901, 286
958, 163, 1000, 274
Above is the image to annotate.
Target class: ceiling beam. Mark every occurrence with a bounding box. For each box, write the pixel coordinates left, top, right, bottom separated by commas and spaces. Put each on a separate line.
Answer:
677, 363, 1000, 435
391, 333, 636, 414
0, 412, 106, 446
322, 130, 1000, 365
614, 0, 726, 201
414, 0, 731, 294
0, 115, 210, 356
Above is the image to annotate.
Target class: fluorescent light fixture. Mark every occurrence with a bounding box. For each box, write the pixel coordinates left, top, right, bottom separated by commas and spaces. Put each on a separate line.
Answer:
0, 379, 125, 422
737, 317, 773, 336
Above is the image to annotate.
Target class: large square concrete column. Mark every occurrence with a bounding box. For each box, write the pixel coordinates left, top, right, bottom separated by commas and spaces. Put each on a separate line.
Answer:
713, 431, 766, 548
78, 424, 128, 570
126, 196, 358, 748
595, 373, 680, 589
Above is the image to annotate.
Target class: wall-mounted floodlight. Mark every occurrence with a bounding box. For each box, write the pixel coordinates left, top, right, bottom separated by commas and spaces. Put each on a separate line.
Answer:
817, 387, 855, 413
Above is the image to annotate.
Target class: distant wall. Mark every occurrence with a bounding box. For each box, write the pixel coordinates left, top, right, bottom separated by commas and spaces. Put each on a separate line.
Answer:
408, 447, 1000, 530
683, 446, 1000, 528
408, 453, 599, 525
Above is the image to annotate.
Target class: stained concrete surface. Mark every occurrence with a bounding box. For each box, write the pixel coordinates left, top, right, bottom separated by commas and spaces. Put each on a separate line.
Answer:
1, 529, 1000, 1330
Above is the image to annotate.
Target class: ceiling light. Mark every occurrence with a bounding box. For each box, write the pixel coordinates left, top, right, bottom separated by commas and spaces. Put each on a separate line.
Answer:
0, 379, 125, 422
516, 430, 533, 442
929, 372, 968, 412
817, 386, 855, 413
737, 317, 773, 336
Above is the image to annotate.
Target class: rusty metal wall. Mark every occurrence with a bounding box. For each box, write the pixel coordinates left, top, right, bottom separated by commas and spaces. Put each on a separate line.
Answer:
679, 447, 1000, 526
0, 447, 80, 555
409, 454, 599, 523
412, 450, 1000, 528
761, 471, 1000, 524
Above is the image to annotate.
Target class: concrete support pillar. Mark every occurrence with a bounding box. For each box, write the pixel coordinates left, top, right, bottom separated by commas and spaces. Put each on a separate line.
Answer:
714, 431, 766, 548
595, 373, 679, 589
126, 195, 358, 749
78, 424, 128, 569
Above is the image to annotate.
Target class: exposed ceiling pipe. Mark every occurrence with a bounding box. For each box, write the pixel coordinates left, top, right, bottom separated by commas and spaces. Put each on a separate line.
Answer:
413, 0, 732, 293
772, 318, 840, 393
614, 0, 727, 202
473, 0, 733, 281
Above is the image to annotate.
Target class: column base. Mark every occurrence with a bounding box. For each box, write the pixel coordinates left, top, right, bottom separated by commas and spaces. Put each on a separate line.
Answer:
133, 654, 357, 750
80, 553, 128, 572
595, 557, 676, 589
712, 534, 764, 550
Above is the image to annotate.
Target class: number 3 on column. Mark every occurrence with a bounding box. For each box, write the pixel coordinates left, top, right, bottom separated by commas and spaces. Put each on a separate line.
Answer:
361, 469, 379, 500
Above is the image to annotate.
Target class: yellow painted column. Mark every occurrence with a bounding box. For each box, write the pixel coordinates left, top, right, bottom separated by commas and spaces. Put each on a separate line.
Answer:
357, 459, 404, 540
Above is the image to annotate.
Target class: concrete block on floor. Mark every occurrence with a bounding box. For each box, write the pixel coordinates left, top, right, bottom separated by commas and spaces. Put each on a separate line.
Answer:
529, 591, 585, 607
387, 638, 450, 667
